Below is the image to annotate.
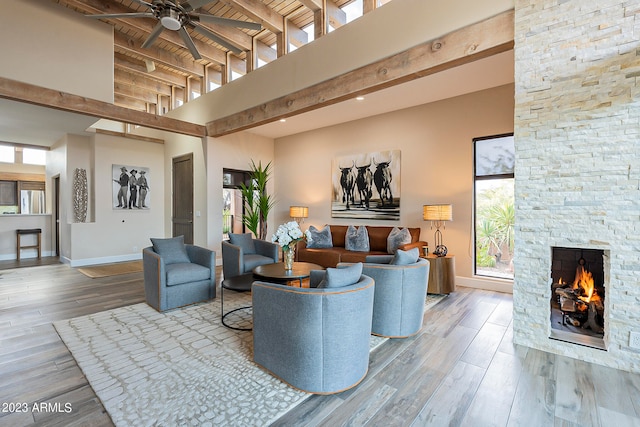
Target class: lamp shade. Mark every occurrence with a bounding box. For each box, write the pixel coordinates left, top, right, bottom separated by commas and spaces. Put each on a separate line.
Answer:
423, 204, 453, 221
289, 206, 308, 218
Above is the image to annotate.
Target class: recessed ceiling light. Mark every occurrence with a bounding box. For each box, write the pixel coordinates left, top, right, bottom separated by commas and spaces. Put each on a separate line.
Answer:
279, 118, 286, 122
356, 96, 365, 101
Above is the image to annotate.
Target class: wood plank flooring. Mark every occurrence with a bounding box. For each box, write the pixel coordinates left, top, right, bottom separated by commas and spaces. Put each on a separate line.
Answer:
1, 264, 639, 426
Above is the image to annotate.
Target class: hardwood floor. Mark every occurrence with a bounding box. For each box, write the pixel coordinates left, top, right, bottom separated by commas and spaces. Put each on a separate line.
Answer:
1, 264, 639, 426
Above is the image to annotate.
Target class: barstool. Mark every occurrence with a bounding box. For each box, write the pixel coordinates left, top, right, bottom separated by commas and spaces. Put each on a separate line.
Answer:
16, 228, 42, 261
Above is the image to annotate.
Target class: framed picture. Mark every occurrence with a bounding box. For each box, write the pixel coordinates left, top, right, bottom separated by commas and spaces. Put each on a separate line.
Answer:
331, 150, 401, 220
112, 164, 150, 210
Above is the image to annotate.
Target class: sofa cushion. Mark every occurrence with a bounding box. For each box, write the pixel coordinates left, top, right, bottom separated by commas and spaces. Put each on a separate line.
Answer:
330, 225, 349, 248
229, 233, 256, 255
390, 248, 420, 265
387, 227, 412, 254
165, 262, 211, 286
318, 262, 363, 288
345, 225, 370, 252
306, 225, 333, 249
151, 235, 190, 265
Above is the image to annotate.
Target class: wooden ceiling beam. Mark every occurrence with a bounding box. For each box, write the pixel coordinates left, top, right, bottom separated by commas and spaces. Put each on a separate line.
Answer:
207, 10, 515, 137
222, 0, 284, 33
0, 77, 206, 138
115, 53, 188, 87
114, 82, 160, 104
114, 32, 207, 77
114, 69, 173, 97
298, 0, 323, 12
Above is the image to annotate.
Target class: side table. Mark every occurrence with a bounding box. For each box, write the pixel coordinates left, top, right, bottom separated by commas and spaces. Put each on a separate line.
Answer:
421, 254, 456, 294
221, 273, 254, 331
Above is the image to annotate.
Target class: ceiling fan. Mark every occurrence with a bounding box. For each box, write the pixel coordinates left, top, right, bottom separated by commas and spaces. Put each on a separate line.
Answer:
86, 0, 262, 59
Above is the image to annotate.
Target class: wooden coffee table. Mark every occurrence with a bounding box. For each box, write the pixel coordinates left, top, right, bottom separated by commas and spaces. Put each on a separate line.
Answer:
253, 262, 324, 287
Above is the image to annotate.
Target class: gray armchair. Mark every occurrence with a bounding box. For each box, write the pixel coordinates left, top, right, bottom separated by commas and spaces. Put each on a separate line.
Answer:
222, 233, 278, 279
143, 236, 216, 312
349, 252, 430, 338
252, 264, 374, 394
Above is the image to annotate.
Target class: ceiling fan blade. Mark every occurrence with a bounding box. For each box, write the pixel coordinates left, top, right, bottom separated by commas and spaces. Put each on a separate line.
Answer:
178, 27, 202, 60
141, 22, 165, 49
191, 14, 262, 31
181, 0, 215, 12
191, 23, 242, 54
86, 13, 154, 19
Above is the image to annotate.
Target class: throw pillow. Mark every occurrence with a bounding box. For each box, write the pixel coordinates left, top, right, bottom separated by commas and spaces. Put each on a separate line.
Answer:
228, 233, 256, 255
345, 225, 370, 252
390, 248, 420, 265
387, 227, 412, 254
318, 262, 363, 288
150, 235, 190, 265
306, 225, 333, 249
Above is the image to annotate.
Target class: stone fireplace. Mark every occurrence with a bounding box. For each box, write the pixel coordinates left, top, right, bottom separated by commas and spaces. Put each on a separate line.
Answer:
513, 0, 640, 373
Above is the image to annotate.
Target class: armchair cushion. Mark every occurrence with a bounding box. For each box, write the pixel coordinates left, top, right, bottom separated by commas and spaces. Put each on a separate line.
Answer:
306, 225, 333, 249
390, 247, 420, 265
318, 262, 363, 288
165, 263, 211, 286
387, 227, 412, 254
345, 225, 370, 252
150, 235, 190, 265
229, 233, 256, 255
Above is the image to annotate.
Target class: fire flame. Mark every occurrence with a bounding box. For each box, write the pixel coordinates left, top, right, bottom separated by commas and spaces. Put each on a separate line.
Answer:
572, 266, 599, 303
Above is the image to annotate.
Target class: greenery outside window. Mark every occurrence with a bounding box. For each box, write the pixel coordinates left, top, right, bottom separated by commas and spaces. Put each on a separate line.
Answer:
474, 134, 514, 279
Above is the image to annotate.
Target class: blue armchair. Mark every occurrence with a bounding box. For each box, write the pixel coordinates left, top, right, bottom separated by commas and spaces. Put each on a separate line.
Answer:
143, 236, 216, 312
252, 264, 374, 394
348, 252, 430, 338
222, 233, 278, 279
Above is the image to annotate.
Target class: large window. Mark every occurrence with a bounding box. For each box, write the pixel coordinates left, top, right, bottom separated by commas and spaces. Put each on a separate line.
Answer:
474, 134, 515, 279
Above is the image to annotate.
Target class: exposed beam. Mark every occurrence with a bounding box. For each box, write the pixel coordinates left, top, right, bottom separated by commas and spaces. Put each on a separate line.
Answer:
114, 32, 206, 77
0, 77, 206, 138
115, 53, 188, 87
298, 0, 322, 12
114, 69, 173, 97
207, 10, 514, 137
222, 0, 284, 33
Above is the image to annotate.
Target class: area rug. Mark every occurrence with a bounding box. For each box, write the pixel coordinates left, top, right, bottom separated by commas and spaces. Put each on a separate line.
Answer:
77, 260, 143, 278
54, 291, 445, 426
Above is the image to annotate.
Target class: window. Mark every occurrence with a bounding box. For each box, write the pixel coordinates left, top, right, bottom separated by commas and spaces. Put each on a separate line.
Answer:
474, 134, 515, 279
0, 145, 14, 163
22, 148, 46, 165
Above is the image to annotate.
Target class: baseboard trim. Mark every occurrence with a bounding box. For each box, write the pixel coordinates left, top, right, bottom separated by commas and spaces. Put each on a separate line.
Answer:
0, 251, 55, 261
456, 276, 513, 294
68, 253, 142, 268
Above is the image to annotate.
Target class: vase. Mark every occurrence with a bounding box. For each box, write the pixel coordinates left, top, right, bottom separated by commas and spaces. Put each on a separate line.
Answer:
284, 246, 295, 270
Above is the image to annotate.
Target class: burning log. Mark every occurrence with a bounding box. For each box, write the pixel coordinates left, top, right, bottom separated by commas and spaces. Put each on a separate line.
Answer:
583, 301, 604, 334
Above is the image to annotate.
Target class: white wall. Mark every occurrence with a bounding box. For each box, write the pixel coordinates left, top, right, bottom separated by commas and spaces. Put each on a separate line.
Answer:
206, 132, 275, 263
274, 84, 514, 283
0, 0, 113, 103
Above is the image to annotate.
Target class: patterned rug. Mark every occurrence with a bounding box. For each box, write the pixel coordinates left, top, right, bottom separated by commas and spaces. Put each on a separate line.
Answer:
54, 291, 445, 426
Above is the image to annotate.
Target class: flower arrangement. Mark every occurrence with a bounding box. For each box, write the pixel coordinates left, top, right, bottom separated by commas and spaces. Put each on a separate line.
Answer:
272, 220, 312, 251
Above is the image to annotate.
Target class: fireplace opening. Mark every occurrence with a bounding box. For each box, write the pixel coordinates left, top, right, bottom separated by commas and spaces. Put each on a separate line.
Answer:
550, 247, 606, 350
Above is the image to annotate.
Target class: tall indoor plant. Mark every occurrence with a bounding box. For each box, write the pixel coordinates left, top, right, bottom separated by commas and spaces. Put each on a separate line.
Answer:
239, 160, 274, 240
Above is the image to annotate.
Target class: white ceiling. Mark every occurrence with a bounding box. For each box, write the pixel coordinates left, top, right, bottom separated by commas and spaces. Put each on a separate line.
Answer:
0, 50, 514, 147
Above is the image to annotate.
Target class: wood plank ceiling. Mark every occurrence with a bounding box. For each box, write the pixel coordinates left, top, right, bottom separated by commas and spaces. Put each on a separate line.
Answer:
52, 0, 374, 115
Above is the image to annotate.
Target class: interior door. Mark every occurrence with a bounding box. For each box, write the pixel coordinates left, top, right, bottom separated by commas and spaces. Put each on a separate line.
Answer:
172, 153, 194, 244
54, 176, 60, 256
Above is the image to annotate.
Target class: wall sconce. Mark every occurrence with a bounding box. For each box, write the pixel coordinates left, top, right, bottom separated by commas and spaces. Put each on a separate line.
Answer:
289, 206, 308, 223
423, 204, 452, 257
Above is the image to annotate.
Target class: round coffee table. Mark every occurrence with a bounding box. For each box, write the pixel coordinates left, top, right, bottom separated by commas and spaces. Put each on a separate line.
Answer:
221, 273, 254, 331
253, 262, 324, 287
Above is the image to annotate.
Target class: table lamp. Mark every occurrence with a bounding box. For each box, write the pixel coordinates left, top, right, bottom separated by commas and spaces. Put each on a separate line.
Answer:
289, 206, 308, 223
423, 204, 452, 257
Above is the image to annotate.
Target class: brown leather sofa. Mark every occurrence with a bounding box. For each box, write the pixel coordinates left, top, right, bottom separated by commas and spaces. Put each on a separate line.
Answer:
297, 225, 426, 268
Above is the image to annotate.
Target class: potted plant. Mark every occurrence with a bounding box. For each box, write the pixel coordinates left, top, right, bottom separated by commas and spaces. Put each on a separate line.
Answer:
239, 160, 274, 240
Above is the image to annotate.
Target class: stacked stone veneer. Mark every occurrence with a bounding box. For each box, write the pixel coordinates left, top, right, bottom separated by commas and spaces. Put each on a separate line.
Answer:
513, 0, 640, 373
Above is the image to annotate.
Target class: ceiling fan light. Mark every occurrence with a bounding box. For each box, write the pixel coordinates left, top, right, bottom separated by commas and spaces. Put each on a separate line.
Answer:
160, 9, 182, 30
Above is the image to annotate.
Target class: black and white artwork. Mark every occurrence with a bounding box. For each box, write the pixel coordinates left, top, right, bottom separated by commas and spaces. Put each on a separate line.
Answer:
331, 150, 401, 220
112, 164, 150, 210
